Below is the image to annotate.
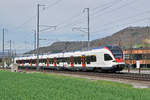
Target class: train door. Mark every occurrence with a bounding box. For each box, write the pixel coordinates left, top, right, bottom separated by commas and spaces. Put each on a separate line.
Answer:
54, 57, 57, 67
103, 54, 113, 66
30, 59, 32, 67
70, 56, 74, 67
35, 59, 38, 67
22, 60, 24, 67
82, 56, 86, 67
18, 60, 20, 66
47, 58, 49, 67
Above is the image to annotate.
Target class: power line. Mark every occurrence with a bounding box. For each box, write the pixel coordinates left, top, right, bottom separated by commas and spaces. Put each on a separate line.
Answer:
91, 0, 123, 16
40, 12, 83, 33
93, 10, 150, 31
13, 15, 36, 31
41, 0, 124, 33
56, 0, 124, 30
93, 17, 149, 34
45, 0, 63, 9
92, 0, 122, 11
11, 0, 63, 32
92, 0, 138, 20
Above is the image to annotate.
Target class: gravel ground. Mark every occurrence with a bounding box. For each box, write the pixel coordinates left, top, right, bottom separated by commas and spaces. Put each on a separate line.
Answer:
122, 69, 150, 74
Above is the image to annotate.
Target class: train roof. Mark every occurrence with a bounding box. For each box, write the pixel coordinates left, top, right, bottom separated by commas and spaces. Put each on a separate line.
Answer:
15, 45, 121, 59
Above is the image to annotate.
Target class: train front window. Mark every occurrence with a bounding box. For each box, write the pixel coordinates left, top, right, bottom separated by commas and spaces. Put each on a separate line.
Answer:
104, 54, 113, 61
106, 46, 123, 58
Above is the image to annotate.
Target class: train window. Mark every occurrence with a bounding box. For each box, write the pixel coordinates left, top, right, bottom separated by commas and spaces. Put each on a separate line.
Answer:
77, 57, 81, 64
57, 58, 59, 64
59, 58, 63, 62
91, 55, 96, 62
29, 60, 31, 64
63, 58, 67, 62
57, 61, 59, 64
25, 60, 29, 63
50, 58, 54, 64
49, 59, 51, 64
39, 59, 42, 63
32, 59, 36, 64
23, 60, 25, 63
43, 59, 47, 64
74, 57, 78, 64
28, 60, 30, 63
86, 56, 91, 64
17, 60, 20, 64
104, 54, 113, 61
52, 58, 54, 64
67, 57, 70, 64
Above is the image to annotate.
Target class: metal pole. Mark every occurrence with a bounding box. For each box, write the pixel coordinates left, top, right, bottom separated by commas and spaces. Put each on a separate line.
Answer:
2, 28, 5, 68
8, 40, 12, 67
37, 4, 40, 70
10, 40, 11, 57
34, 30, 36, 50
87, 8, 90, 50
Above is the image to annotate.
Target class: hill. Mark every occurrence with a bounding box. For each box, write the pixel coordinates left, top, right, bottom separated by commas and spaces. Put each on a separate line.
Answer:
26, 26, 150, 54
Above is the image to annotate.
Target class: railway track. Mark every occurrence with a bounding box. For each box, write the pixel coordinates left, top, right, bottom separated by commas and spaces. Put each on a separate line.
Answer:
19, 68, 150, 82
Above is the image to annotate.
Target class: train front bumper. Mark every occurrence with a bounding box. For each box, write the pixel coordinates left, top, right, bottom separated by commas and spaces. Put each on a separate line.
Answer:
112, 64, 125, 71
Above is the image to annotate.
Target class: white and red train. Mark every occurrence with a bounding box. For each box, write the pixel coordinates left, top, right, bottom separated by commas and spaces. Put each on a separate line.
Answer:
14, 45, 125, 72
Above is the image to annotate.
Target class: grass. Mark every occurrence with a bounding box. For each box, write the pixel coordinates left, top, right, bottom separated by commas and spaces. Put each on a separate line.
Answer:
0, 70, 150, 100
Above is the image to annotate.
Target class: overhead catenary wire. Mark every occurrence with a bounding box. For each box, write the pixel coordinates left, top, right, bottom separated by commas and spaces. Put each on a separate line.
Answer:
52, 0, 125, 32
91, 0, 138, 21
93, 17, 149, 34
11, 0, 63, 32
9, 0, 63, 54
64, 0, 124, 27
55, 0, 124, 30
92, 10, 150, 33
45, 0, 63, 10
91, 0, 123, 16
12, 15, 36, 31
9, 0, 148, 50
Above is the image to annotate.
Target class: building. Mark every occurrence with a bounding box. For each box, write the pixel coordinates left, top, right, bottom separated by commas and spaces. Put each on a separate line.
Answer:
124, 48, 150, 68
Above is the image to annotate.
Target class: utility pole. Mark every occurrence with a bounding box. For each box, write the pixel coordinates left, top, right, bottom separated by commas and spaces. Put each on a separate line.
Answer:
87, 8, 90, 50
36, 4, 45, 70
34, 30, 36, 50
9, 40, 12, 57
2, 28, 5, 68
37, 4, 40, 70
2, 29, 4, 56
36, 4, 56, 70
83, 8, 90, 50
9, 40, 12, 66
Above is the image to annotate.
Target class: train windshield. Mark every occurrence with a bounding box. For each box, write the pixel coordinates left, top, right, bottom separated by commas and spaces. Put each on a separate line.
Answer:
106, 46, 123, 58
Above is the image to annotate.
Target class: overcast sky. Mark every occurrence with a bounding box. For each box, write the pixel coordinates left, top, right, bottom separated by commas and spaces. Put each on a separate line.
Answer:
0, 0, 150, 53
